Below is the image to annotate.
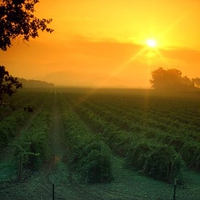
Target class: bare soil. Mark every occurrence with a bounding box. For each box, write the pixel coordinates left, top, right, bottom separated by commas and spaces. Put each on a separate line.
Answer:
1, 91, 200, 200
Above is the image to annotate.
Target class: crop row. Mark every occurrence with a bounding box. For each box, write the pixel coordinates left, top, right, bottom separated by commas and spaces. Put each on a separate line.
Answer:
87, 93, 200, 133
62, 91, 200, 173
0, 91, 52, 149
0, 89, 52, 121
59, 94, 113, 183
14, 92, 54, 170
63, 93, 183, 183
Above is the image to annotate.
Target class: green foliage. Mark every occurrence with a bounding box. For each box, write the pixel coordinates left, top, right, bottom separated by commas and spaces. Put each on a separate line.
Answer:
15, 132, 50, 169
13, 98, 53, 169
161, 135, 186, 152
125, 141, 184, 183
76, 141, 113, 183
68, 99, 134, 157
0, 109, 29, 147
67, 137, 113, 183
62, 104, 113, 183
3, 89, 200, 185
125, 141, 152, 170
180, 141, 200, 171
108, 131, 132, 157
143, 144, 184, 183
61, 89, 200, 183
0, 90, 53, 150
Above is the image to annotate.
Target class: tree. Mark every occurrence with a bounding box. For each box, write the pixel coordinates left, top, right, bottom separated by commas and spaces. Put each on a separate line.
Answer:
150, 67, 195, 91
0, 0, 53, 105
192, 77, 200, 89
0, 66, 22, 105
0, 0, 53, 51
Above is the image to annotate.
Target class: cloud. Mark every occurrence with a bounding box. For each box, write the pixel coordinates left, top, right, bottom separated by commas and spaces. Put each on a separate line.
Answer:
160, 47, 200, 65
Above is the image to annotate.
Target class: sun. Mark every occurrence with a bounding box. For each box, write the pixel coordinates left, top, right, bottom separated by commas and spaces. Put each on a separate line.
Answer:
146, 39, 157, 48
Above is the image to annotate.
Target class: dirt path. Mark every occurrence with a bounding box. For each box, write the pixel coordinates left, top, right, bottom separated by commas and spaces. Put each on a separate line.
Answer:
35, 90, 70, 199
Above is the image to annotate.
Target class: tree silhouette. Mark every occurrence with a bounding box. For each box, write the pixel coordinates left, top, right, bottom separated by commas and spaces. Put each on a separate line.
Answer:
0, 0, 53, 51
0, 0, 53, 105
150, 67, 195, 91
192, 77, 200, 89
0, 66, 22, 105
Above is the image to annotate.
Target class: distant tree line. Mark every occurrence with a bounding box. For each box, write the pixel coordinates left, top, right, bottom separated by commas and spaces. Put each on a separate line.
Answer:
18, 78, 54, 88
150, 67, 200, 91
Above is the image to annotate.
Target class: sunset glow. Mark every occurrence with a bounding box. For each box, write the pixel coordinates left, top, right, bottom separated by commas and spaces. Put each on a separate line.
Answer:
2, 1, 200, 198
1, 0, 200, 88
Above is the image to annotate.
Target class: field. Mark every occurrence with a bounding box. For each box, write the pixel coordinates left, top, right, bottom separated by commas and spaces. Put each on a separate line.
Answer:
1, 87, 200, 199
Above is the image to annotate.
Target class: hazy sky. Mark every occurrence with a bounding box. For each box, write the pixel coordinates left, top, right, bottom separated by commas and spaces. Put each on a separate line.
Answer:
1, 0, 200, 88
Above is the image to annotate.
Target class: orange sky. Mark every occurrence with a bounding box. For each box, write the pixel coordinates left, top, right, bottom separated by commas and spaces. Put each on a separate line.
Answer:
1, 0, 200, 88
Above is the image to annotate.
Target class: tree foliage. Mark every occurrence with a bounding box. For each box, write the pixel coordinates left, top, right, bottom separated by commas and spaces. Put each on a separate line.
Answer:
0, 66, 22, 104
150, 67, 196, 90
192, 77, 200, 89
0, 0, 53, 51
0, 0, 53, 104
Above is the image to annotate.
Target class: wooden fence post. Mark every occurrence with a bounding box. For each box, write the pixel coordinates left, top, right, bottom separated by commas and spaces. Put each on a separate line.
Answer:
17, 156, 23, 181
52, 183, 55, 200
173, 179, 177, 200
